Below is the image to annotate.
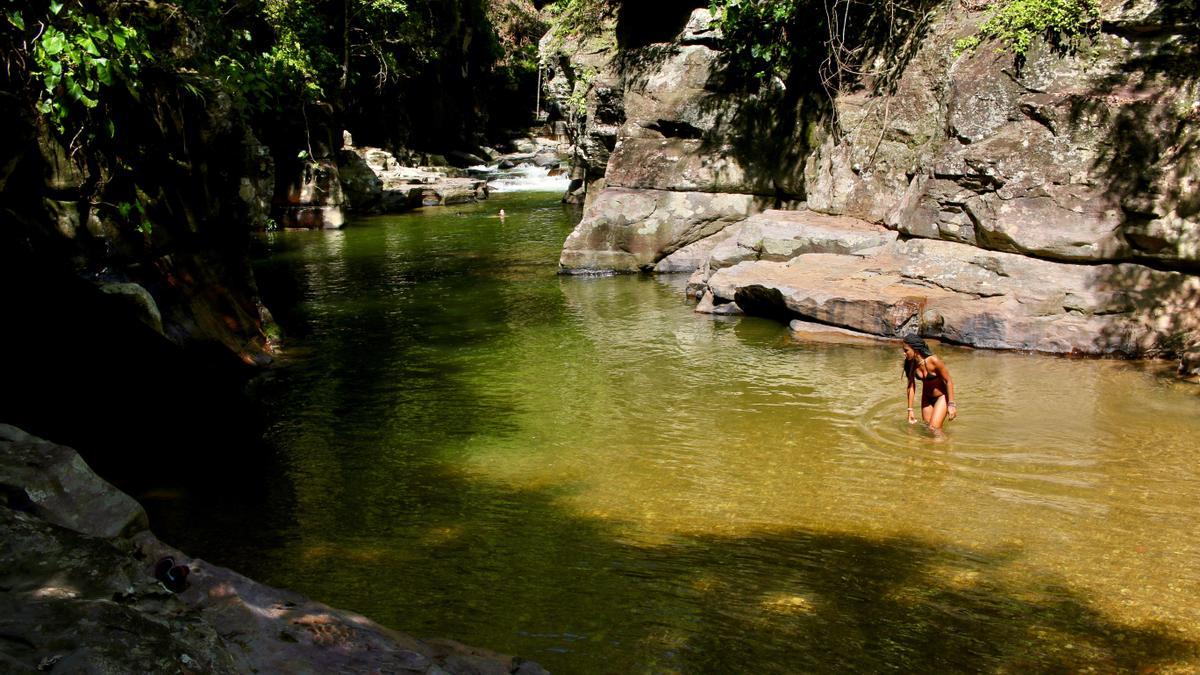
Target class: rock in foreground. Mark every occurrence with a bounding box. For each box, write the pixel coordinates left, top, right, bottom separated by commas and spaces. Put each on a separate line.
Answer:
0, 424, 547, 675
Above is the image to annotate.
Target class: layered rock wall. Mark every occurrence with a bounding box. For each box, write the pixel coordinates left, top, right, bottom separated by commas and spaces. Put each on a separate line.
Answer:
550, 0, 1199, 365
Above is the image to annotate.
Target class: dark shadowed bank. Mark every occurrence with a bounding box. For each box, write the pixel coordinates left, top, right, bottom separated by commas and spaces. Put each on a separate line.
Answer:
0, 424, 548, 674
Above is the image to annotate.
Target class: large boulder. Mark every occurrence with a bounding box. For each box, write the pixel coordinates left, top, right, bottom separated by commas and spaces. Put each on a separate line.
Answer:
97, 281, 164, 335
803, 3, 1200, 268
276, 159, 346, 229
655, 222, 744, 273
888, 124, 1130, 262
605, 136, 756, 194
337, 149, 384, 213
708, 209, 897, 270
680, 7, 721, 46
708, 254, 936, 337
0, 506, 239, 673
0, 424, 147, 538
560, 187, 760, 273
539, 25, 623, 206
622, 44, 732, 137
238, 131, 275, 229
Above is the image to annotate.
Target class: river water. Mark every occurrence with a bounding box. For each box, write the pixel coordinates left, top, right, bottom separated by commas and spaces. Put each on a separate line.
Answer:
146, 191, 1200, 672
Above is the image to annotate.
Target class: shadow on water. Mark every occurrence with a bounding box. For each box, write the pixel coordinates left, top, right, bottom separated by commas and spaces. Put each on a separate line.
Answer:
155, 196, 576, 566
127, 195, 1200, 672
256, 456, 1198, 673
0, 252, 290, 551
237, 267, 1196, 671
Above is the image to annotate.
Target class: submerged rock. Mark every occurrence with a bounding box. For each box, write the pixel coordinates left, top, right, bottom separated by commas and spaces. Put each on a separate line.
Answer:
788, 319, 893, 345
694, 290, 743, 316
1182, 346, 1200, 379
0, 426, 548, 674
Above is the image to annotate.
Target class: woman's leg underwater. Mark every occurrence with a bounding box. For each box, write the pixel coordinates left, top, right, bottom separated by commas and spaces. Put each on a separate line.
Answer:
928, 396, 950, 431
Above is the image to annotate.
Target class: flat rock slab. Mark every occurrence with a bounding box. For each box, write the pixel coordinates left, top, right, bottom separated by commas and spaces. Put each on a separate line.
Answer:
788, 319, 896, 345
655, 222, 744, 273
709, 209, 898, 270
707, 238, 1196, 356
709, 255, 938, 337
344, 147, 489, 212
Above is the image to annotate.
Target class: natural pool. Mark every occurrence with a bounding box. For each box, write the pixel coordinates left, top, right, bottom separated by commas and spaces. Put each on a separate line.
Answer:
145, 191, 1200, 672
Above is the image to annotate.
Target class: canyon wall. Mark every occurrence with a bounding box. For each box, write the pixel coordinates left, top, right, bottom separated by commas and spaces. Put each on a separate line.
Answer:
548, 0, 1199, 370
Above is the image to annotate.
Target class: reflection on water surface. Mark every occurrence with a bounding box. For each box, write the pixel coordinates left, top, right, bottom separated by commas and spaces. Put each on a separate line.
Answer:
147, 193, 1200, 672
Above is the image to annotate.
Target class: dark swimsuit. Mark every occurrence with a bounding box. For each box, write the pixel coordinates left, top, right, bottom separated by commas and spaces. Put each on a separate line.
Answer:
913, 360, 946, 405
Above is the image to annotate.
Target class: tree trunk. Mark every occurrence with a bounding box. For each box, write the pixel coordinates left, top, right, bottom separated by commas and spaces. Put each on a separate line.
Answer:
340, 0, 350, 92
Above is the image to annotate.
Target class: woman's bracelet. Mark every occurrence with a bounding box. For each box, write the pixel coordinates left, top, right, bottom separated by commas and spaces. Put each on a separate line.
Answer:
906, 407, 913, 411
948, 401, 957, 407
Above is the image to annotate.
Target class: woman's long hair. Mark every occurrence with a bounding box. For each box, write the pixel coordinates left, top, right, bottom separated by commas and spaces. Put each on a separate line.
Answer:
903, 334, 933, 380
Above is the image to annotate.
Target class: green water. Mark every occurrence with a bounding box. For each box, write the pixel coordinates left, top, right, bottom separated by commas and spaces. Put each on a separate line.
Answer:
152, 192, 1200, 672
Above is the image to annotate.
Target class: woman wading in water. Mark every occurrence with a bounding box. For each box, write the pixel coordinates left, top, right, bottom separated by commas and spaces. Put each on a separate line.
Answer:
903, 334, 957, 434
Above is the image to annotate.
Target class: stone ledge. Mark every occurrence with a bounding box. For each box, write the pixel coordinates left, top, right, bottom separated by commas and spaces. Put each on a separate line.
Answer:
705, 238, 1197, 357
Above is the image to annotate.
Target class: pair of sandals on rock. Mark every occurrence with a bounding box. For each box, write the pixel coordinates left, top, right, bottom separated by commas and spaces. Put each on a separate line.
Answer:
154, 556, 190, 592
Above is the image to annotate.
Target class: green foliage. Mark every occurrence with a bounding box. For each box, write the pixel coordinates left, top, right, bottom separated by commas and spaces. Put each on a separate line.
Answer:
566, 65, 597, 115
954, 0, 1101, 58
261, 0, 335, 95
204, 0, 419, 115
7, 2, 149, 134
115, 198, 151, 235
708, 0, 808, 82
4, 0, 511, 142
545, 0, 612, 41
489, 0, 546, 72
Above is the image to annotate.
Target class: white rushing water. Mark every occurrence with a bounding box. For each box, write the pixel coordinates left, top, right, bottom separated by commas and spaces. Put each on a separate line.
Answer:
481, 164, 572, 193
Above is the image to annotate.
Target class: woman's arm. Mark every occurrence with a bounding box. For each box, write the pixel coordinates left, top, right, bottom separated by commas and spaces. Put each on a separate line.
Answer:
935, 357, 957, 420
906, 373, 917, 423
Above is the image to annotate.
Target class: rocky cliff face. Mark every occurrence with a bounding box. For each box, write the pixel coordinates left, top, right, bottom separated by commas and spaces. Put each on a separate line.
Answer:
549, 0, 1199, 367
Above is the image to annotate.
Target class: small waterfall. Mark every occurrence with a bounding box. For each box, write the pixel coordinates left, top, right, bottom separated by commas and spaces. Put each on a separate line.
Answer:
475, 164, 572, 193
